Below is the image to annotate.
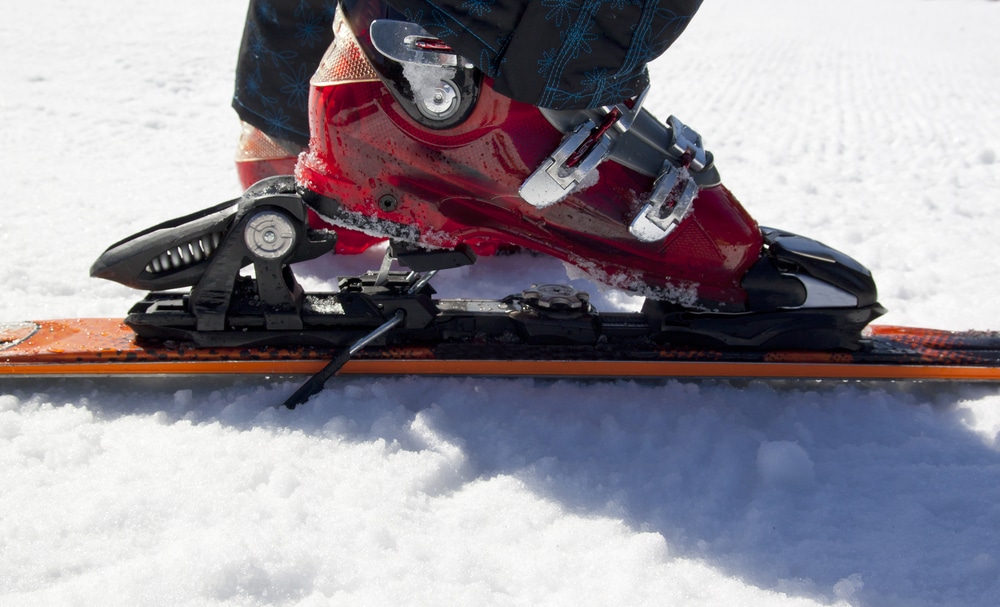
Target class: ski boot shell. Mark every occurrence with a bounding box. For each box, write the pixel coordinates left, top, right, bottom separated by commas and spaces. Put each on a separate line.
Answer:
296, 2, 761, 310
295, 1, 878, 319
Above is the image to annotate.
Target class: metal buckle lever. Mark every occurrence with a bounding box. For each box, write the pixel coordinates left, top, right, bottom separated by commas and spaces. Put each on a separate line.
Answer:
518, 117, 616, 208
370, 20, 459, 67
519, 88, 649, 209
629, 162, 698, 243
667, 116, 707, 171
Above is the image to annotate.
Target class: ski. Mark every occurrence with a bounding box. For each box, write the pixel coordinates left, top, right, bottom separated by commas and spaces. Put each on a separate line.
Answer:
4, 315, 1000, 382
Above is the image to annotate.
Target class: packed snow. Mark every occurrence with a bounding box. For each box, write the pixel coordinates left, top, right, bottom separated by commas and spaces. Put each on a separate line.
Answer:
2, 0, 1000, 605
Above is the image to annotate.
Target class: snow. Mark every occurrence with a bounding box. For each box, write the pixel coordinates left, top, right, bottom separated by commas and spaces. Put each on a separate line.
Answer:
2, 0, 1000, 605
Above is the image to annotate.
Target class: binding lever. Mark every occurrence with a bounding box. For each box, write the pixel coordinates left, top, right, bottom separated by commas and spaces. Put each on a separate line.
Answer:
281, 309, 406, 409
91, 175, 336, 332
519, 87, 649, 208
278, 241, 477, 408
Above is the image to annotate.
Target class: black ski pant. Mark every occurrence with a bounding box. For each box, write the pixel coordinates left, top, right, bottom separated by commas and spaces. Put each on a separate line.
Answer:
234, 0, 703, 145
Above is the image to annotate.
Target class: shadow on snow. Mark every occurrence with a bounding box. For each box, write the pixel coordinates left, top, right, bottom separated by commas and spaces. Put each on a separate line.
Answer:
7, 373, 1000, 606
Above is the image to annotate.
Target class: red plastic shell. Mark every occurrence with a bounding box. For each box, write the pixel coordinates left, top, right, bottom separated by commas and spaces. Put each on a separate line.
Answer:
295, 21, 764, 307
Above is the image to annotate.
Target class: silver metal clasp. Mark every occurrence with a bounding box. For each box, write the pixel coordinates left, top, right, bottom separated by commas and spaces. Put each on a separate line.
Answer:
627, 116, 708, 242
370, 20, 461, 68
667, 115, 707, 171
629, 162, 698, 243
519, 87, 649, 208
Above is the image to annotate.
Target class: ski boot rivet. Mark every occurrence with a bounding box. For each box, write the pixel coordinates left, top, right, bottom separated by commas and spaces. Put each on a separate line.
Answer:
379, 194, 399, 212
418, 79, 459, 120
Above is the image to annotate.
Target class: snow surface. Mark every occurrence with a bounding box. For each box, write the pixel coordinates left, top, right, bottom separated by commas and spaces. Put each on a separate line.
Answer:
2, 0, 1000, 605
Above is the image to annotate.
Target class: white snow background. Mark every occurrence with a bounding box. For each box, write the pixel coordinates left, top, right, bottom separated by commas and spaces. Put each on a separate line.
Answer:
2, 0, 1000, 605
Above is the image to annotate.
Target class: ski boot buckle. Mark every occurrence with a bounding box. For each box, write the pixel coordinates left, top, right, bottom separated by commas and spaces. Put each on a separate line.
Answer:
519, 88, 649, 208
629, 116, 708, 242
629, 162, 698, 243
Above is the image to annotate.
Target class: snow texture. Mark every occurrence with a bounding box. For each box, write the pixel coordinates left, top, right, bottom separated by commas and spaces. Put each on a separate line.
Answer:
2, 1, 1000, 605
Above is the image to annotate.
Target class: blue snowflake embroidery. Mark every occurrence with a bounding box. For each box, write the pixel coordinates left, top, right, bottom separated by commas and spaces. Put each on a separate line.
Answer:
537, 48, 558, 76
542, 0, 581, 28
245, 69, 263, 98
293, 0, 327, 48
255, 0, 278, 25
249, 33, 268, 57
461, 0, 496, 18
263, 107, 293, 139
558, 20, 598, 61
279, 63, 312, 112
581, 68, 610, 95
296, 16, 326, 48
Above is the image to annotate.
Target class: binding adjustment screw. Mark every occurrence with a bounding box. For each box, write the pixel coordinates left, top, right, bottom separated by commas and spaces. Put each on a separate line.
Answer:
244, 210, 296, 259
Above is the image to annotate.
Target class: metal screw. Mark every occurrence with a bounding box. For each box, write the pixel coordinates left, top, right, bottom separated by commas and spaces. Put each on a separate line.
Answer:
379, 194, 398, 212
243, 211, 296, 259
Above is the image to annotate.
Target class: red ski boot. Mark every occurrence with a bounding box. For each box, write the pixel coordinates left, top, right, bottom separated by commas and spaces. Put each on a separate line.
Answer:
296, 3, 879, 318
